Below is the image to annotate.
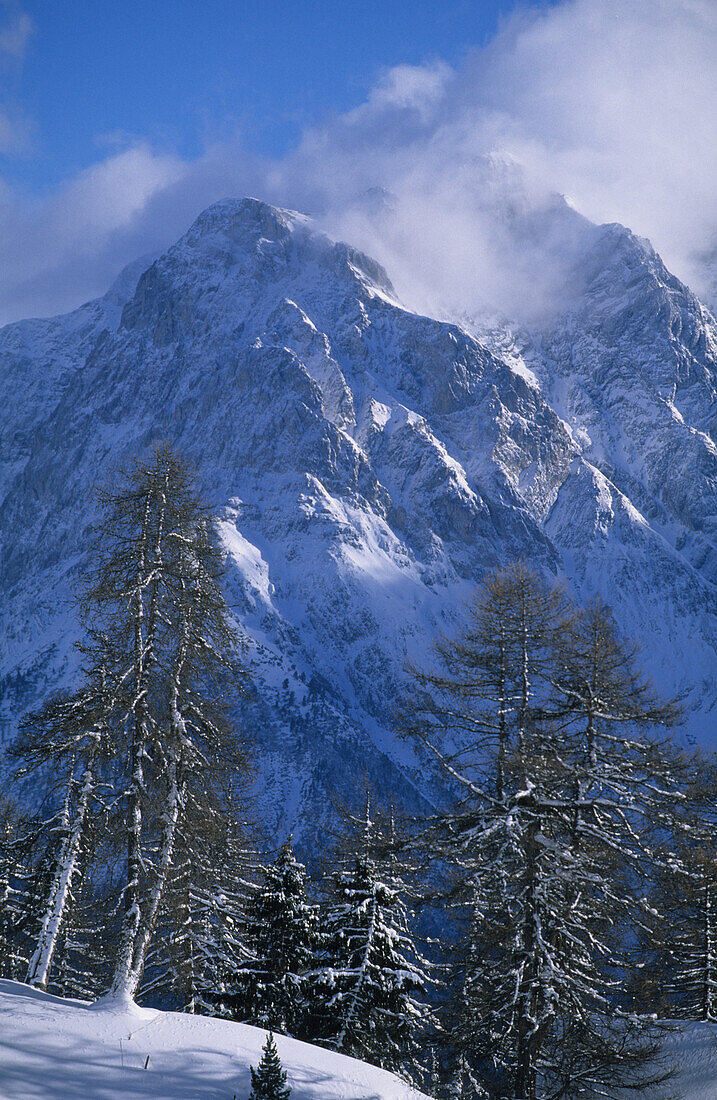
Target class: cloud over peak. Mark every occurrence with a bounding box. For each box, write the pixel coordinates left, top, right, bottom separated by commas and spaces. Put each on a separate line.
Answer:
0, 0, 716, 326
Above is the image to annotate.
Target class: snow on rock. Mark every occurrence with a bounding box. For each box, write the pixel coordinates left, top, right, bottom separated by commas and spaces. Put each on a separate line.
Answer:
2, 195, 717, 847
0, 980, 430, 1100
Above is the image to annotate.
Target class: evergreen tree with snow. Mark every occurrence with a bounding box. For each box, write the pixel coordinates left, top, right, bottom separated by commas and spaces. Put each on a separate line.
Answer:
312, 832, 427, 1075
442, 1051, 489, 1099
248, 1031, 291, 1100
223, 838, 317, 1036
142, 825, 257, 1013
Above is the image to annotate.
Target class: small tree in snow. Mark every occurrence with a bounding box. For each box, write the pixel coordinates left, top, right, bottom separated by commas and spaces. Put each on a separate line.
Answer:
248, 1031, 291, 1100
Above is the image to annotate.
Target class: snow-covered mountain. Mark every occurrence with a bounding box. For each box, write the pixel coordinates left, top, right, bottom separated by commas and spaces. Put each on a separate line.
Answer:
2, 196, 717, 842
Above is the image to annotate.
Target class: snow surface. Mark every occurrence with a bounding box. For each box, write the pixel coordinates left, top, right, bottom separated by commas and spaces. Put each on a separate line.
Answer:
650, 1022, 717, 1099
0, 980, 430, 1099
2, 981, 717, 1099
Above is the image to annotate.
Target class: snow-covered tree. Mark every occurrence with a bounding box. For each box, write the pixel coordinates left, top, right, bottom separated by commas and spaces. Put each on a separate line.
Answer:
646, 760, 717, 1022
142, 827, 257, 1014
81, 445, 249, 1001
312, 838, 427, 1075
401, 563, 681, 1100
222, 838, 317, 1036
248, 1031, 291, 1100
13, 663, 114, 991
10, 444, 249, 1002
664, 857, 717, 1021
46, 864, 112, 1001
0, 797, 40, 981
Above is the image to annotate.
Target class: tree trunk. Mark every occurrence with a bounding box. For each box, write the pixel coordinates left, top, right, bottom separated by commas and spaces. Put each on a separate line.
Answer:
27, 759, 95, 990
110, 484, 167, 999
124, 753, 184, 1000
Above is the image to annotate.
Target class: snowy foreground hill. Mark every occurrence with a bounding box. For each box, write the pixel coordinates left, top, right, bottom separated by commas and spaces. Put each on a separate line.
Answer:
3, 195, 717, 841
0, 980, 430, 1099
2, 980, 717, 1100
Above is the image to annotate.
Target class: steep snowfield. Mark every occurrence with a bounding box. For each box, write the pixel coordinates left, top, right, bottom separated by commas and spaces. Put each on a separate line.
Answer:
0, 980, 430, 1099
2, 196, 717, 843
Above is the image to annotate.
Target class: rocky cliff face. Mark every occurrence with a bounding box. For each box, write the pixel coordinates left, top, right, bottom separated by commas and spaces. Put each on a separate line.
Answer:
2, 197, 716, 843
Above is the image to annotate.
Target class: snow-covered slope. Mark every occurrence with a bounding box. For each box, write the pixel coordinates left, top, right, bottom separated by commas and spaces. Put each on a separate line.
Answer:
650, 1023, 717, 1100
2, 980, 717, 1100
0, 980, 430, 1099
2, 196, 717, 843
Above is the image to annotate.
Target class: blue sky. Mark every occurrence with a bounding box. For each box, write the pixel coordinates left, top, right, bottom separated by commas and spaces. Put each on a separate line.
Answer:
0, 0, 715, 325
10, 0, 554, 190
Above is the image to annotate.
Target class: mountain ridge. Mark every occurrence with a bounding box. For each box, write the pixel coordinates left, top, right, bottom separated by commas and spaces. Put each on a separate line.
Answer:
2, 195, 717, 843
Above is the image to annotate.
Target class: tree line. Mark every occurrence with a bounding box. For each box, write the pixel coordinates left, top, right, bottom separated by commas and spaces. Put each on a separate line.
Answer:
1, 443, 717, 1100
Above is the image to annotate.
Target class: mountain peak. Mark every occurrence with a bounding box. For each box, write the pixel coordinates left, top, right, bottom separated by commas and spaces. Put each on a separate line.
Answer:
118, 196, 398, 341
184, 196, 311, 247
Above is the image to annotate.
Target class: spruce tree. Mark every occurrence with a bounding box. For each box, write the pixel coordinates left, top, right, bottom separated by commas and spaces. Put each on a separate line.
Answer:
223, 838, 318, 1036
313, 840, 427, 1074
142, 825, 257, 1013
248, 1032, 291, 1100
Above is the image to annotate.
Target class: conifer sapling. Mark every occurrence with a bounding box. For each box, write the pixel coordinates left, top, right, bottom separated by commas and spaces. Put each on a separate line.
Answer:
248, 1031, 291, 1100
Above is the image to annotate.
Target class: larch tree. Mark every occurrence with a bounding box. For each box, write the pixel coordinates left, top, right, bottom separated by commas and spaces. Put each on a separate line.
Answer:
662, 847, 717, 1021
87, 444, 247, 1000
646, 756, 717, 1022
0, 796, 40, 981
400, 562, 683, 1100
12, 661, 114, 990
11, 444, 249, 1002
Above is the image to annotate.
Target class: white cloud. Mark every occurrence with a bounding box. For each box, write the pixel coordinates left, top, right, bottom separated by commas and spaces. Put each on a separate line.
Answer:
0, 137, 269, 322
467, 0, 717, 285
0, 2, 32, 155
1, 0, 717, 325
266, 0, 717, 319
0, 3, 32, 61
